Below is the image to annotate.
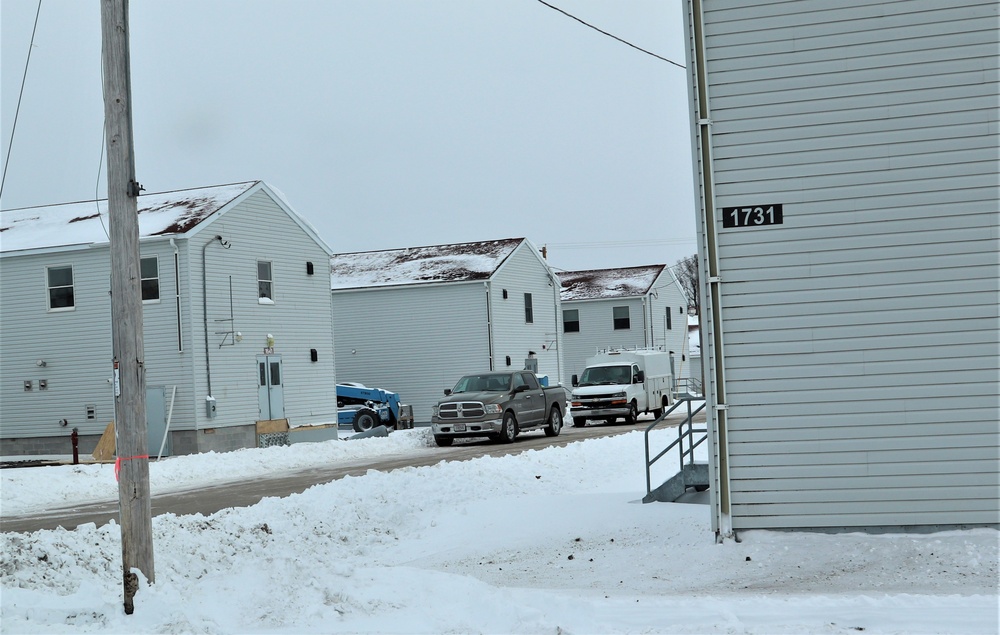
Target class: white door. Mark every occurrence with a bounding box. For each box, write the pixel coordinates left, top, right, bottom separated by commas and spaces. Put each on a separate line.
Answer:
257, 355, 285, 420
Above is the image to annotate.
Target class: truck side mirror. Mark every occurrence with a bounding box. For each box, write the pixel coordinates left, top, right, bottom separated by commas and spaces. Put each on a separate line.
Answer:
635, 371, 644, 383
571, 374, 578, 387
444, 388, 452, 396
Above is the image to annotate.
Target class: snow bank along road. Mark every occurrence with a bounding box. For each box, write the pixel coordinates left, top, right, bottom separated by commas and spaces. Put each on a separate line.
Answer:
1, 413, 699, 533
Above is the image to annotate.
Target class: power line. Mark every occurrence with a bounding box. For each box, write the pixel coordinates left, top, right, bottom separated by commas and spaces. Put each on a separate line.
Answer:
1, 0, 43, 204
545, 238, 696, 250
535, 0, 685, 69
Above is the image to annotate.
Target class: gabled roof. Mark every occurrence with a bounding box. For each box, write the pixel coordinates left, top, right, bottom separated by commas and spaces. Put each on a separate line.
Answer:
558, 265, 666, 301
330, 238, 525, 290
0, 181, 259, 254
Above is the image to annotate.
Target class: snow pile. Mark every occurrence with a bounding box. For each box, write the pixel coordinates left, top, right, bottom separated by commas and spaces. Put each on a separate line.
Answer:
1, 429, 997, 634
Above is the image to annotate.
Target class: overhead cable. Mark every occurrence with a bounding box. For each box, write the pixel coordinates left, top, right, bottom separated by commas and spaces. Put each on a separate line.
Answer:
1, 0, 43, 204
535, 0, 685, 69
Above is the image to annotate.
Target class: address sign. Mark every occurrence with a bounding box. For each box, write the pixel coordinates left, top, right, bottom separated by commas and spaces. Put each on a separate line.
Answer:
722, 204, 783, 228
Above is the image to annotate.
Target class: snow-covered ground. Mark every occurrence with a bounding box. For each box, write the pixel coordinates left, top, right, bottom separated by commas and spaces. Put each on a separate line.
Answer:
1, 426, 997, 634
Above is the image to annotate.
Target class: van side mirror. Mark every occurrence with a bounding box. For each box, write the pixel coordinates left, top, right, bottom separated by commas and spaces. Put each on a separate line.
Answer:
635, 371, 644, 383
571, 374, 578, 387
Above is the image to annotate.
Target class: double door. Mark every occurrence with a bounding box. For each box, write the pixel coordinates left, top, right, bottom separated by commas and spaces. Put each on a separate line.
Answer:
257, 355, 285, 420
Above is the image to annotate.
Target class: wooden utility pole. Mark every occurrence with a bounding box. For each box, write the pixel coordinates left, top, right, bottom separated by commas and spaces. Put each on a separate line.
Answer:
100, 0, 154, 614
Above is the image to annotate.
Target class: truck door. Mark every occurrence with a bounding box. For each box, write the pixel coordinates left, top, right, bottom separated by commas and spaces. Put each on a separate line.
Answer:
514, 372, 544, 423
632, 364, 648, 411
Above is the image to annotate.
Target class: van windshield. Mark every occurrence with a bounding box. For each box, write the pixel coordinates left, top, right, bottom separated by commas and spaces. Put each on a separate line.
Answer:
577, 365, 631, 387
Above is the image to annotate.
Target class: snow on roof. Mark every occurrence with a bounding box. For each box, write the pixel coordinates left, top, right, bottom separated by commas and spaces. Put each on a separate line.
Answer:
558, 264, 665, 301
0, 181, 258, 254
330, 238, 524, 290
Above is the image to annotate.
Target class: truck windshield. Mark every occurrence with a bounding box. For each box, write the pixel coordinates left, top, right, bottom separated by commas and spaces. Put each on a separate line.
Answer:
453, 374, 511, 393
578, 365, 630, 386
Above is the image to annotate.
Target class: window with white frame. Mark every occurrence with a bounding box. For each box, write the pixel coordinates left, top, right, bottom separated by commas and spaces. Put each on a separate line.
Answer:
613, 305, 630, 330
46, 265, 75, 310
524, 292, 533, 323
257, 261, 273, 302
140, 256, 159, 302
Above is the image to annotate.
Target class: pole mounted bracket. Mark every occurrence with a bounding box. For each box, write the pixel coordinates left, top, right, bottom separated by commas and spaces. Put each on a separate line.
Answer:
127, 180, 144, 198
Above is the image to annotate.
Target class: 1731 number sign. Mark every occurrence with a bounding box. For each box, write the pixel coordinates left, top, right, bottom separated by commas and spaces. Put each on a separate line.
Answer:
722, 204, 783, 228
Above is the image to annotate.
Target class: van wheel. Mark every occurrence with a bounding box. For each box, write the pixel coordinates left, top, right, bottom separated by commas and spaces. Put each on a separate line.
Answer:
498, 412, 518, 443
624, 402, 638, 425
572, 417, 587, 428
544, 407, 562, 437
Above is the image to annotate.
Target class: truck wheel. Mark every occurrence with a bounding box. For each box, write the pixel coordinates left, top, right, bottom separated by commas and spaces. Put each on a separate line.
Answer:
624, 402, 638, 425
572, 417, 587, 428
434, 435, 454, 447
544, 407, 562, 437
352, 408, 378, 432
498, 412, 518, 443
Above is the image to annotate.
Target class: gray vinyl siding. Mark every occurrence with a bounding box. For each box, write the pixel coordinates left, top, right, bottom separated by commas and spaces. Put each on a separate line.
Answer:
690, 0, 999, 529
188, 191, 337, 429
331, 283, 489, 423
0, 247, 116, 438
139, 240, 197, 434
561, 275, 690, 389
1, 185, 337, 454
490, 244, 563, 384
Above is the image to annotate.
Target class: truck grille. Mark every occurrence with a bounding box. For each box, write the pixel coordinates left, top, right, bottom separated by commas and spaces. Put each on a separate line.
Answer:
438, 402, 486, 419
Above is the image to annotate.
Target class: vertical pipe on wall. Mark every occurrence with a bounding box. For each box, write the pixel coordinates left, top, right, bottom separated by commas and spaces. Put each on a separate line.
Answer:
169, 238, 182, 352
691, 0, 733, 541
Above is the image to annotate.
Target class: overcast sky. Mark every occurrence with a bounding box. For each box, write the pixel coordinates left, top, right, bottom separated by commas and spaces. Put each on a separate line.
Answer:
1, 0, 697, 273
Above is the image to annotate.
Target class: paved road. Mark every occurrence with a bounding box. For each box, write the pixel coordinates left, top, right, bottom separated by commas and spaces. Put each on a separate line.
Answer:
2, 409, 704, 534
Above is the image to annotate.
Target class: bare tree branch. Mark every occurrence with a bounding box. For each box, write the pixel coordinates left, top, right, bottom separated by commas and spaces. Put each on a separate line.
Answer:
674, 254, 699, 314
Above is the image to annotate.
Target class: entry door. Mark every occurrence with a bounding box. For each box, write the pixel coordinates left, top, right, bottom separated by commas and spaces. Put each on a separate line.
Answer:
257, 355, 285, 420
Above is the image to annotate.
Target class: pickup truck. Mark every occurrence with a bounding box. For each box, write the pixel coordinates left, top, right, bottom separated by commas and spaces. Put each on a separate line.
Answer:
430, 371, 567, 447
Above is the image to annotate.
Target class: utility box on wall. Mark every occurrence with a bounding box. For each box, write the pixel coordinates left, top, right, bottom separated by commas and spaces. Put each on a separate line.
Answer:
205, 396, 217, 419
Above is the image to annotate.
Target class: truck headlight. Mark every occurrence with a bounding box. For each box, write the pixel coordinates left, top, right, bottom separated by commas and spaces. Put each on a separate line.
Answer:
484, 404, 501, 414
432, 405, 438, 417
612, 391, 626, 399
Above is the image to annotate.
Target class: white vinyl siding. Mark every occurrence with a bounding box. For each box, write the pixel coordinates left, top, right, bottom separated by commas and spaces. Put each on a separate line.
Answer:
490, 243, 562, 384
332, 283, 490, 423
560, 270, 690, 387
689, 0, 999, 529
1, 184, 337, 450
192, 190, 336, 430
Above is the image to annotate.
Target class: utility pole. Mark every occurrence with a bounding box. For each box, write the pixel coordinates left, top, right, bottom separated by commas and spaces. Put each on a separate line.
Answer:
100, 0, 154, 614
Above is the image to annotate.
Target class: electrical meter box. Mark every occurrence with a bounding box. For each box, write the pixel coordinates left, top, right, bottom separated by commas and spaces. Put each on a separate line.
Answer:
206, 395, 217, 418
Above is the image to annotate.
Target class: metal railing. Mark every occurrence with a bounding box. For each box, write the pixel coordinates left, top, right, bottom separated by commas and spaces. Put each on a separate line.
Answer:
644, 396, 707, 498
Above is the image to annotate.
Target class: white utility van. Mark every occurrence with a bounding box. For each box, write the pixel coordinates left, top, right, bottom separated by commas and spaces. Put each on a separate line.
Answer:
569, 348, 674, 427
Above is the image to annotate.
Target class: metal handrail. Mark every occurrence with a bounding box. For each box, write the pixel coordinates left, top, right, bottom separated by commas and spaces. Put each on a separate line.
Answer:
644, 397, 707, 497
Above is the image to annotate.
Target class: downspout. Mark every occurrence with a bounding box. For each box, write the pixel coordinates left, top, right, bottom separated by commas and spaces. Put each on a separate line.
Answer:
169, 238, 182, 352
549, 270, 562, 384
202, 235, 229, 400
641, 296, 650, 348
485, 281, 494, 370
692, 0, 733, 541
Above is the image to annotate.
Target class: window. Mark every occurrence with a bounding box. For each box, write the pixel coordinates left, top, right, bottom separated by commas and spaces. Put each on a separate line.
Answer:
140, 257, 159, 302
563, 309, 580, 333
257, 261, 273, 302
613, 306, 630, 330
524, 292, 533, 323
46, 265, 74, 310
666, 308, 672, 330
